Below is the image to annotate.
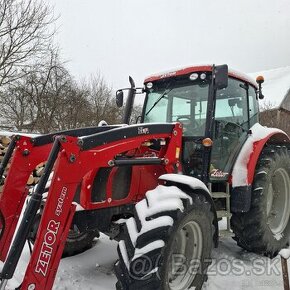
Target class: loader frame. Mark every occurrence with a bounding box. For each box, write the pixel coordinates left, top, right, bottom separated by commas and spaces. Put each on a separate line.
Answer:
0, 123, 182, 289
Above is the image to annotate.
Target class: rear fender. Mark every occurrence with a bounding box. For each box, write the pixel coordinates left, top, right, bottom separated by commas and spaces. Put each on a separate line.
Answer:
158, 174, 219, 247
231, 123, 290, 212
247, 132, 290, 184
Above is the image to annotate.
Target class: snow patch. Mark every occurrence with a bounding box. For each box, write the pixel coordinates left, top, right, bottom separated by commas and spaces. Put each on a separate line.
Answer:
142, 267, 159, 278
135, 199, 148, 224
126, 218, 138, 247
232, 123, 284, 187
133, 240, 165, 261
253, 187, 263, 192
274, 233, 283, 241
147, 198, 184, 217
279, 248, 290, 259
73, 202, 85, 211
159, 174, 209, 194
123, 185, 191, 267
136, 185, 193, 219
119, 240, 130, 270
113, 218, 128, 224
0, 130, 38, 137
145, 64, 256, 88
146, 184, 193, 205
139, 216, 173, 235
98, 120, 108, 126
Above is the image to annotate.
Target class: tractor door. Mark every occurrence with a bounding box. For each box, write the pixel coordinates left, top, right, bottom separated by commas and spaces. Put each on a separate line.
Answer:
210, 78, 258, 181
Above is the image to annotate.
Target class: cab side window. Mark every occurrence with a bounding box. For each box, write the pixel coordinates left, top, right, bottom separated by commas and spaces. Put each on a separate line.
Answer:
215, 78, 248, 128
248, 86, 259, 127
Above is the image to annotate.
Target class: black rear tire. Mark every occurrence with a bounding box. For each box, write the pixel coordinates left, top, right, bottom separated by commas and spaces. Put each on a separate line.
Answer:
115, 184, 215, 290
29, 181, 99, 257
62, 226, 99, 257
231, 148, 290, 257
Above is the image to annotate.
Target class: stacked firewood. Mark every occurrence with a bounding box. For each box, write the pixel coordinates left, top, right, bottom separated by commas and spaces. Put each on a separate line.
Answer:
0, 135, 11, 188
0, 134, 46, 191
0, 135, 11, 161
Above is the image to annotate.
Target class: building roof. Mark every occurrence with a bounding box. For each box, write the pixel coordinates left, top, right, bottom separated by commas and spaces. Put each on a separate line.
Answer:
249, 66, 290, 111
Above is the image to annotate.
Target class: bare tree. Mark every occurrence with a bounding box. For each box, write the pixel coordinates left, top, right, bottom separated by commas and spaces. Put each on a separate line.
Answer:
0, 0, 55, 87
0, 0, 124, 133
130, 104, 143, 124
259, 100, 278, 128
1, 54, 124, 133
53, 84, 93, 130
80, 75, 122, 125
1, 49, 73, 133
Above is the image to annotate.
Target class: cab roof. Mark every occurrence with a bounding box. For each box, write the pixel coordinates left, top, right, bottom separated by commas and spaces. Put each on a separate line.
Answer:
144, 65, 258, 89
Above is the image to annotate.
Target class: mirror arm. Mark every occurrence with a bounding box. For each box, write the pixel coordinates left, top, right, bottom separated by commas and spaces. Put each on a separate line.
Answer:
256, 76, 265, 99
257, 84, 264, 99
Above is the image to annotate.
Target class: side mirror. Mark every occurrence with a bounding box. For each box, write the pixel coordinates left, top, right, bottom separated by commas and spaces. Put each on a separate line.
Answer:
214, 64, 228, 90
116, 90, 124, 107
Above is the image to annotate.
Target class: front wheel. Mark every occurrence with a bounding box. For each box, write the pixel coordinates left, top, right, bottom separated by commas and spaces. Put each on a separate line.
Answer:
115, 185, 215, 290
29, 213, 99, 257
62, 225, 99, 257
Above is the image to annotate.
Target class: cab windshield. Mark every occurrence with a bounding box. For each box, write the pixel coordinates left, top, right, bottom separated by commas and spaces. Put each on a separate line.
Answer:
143, 74, 210, 136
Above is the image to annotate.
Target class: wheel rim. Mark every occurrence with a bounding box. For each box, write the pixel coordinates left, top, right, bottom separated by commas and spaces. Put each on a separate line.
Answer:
167, 221, 203, 290
267, 168, 290, 236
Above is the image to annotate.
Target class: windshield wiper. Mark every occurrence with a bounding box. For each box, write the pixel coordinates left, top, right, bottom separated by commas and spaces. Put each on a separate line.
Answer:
145, 87, 173, 116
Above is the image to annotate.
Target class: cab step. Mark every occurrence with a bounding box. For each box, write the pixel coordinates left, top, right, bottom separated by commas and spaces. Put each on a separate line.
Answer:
212, 192, 230, 198
217, 210, 232, 219
219, 229, 235, 238
209, 182, 232, 236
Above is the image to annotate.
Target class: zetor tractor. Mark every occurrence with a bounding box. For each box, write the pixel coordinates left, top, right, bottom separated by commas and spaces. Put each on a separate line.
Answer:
0, 65, 289, 290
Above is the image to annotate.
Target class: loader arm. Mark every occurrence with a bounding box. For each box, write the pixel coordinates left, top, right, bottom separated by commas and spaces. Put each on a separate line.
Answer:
0, 126, 121, 261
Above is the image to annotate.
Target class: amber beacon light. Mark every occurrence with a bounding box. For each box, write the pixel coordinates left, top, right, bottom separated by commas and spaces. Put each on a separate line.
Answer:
202, 138, 213, 147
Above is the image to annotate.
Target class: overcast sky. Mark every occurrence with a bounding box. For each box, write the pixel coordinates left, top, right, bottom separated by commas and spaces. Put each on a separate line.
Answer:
50, 0, 290, 90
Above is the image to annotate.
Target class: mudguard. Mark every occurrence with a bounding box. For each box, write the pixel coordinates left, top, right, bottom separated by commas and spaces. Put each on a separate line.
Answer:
231, 123, 290, 212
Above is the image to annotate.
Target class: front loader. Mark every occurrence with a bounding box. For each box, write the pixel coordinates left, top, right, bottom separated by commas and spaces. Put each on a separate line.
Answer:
0, 122, 182, 289
0, 64, 289, 290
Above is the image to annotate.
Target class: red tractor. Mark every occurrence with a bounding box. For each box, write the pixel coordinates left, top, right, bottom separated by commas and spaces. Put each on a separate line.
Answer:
0, 65, 289, 290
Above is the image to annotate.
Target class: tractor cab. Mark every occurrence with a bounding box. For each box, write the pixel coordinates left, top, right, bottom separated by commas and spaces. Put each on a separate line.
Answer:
117, 65, 260, 183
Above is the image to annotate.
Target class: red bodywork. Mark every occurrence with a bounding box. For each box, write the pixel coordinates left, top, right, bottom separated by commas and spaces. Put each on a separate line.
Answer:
0, 123, 182, 289
0, 136, 52, 261
246, 131, 290, 185
144, 65, 258, 89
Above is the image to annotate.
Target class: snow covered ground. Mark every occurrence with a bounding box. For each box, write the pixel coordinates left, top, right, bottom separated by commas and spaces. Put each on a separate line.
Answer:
5, 235, 118, 290
3, 221, 289, 290
205, 238, 289, 290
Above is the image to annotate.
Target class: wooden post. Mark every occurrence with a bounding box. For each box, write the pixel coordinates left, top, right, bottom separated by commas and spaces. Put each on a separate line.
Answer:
281, 256, 290, 290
